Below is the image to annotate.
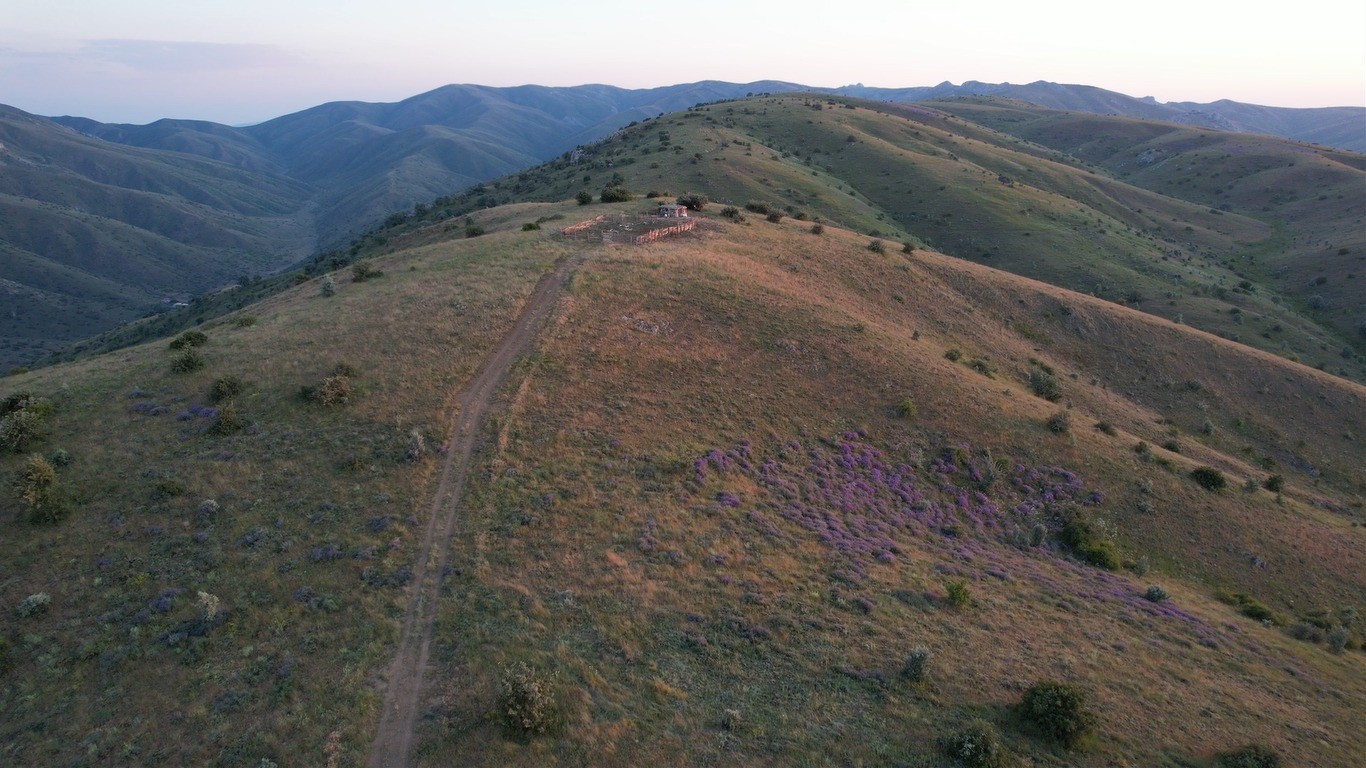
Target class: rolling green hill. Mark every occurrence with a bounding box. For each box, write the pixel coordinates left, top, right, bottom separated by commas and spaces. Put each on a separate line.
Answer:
0, 183, 1361, 766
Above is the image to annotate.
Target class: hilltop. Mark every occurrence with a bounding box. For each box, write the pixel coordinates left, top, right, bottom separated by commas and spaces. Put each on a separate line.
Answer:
1, 169, 1362, 767
8, 83, 1361, 372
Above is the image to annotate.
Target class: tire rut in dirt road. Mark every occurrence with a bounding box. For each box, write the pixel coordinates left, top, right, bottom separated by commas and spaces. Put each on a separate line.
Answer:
366, 253, 582, 768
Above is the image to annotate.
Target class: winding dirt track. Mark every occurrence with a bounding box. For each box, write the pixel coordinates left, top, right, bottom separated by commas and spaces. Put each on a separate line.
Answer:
366, 253, 582, 768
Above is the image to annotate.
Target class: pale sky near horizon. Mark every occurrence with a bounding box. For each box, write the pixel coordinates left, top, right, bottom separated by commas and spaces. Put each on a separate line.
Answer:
2, 0, 1362, 124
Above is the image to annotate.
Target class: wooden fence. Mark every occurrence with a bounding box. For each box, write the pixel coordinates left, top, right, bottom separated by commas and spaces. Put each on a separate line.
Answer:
560, 215, 606, 236
631, 219, 696, 244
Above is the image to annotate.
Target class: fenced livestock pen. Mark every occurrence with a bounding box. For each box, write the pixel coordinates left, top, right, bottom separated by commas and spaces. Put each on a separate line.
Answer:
559, 213, 699, 245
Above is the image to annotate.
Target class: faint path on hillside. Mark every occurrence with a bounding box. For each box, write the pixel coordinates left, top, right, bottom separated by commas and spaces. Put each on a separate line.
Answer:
366, 252, 583, 768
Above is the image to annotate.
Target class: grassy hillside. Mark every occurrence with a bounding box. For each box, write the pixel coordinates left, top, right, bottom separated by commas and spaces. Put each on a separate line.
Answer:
392, 93, 1362, 382
1, 196, 1361, 766
926, 97, 1366, 355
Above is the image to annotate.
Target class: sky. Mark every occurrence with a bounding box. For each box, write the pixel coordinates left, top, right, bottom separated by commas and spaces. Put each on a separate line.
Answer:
2, 0, 1362, 125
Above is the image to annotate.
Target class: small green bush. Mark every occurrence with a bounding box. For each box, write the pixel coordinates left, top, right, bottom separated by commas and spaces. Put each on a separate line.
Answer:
168, 331, 208, 350
945, 580, 972, 609
810, 223, 824, 235
600, 186, 633, 203
19, 454, 66, 524
1190, 466, 1227, 491
943, 719, 1009, 768
497, 662, 561, 736
1262, 474, 1284, 493
521, 222, 541, 231
575, 190, 593, 205
352, 261, 384, 282
0, 634, 11, 675
465, 225, 486, 238
170, 349, 205, 374
765, 211, 784, 223
944, 348, 963, 362
1059, 510, 1120, 570
902, 242, 914, 254
719, 206, 741, 220
896, 398, 918, 419
868, 239, 886, 254
1093, 421, 1117, 435
1020, 680, 1095, 748
1029, 366, 1063, 401
321, 275, 336, 297
676, 193, 708, 211
1214, 744, 1282, 768
901, 647, 932, 682
1, 394, 53, 453
15, 592, 51, 618
1046, 410, 1072, 434
744, 201, 772, 215
1144, 585, 1169, 602
303, 374, 352, 407
208, 376, 245, 404
207, 403, 246, 436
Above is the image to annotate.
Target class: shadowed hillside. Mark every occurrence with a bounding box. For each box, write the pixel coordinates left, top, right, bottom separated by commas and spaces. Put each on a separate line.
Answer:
0, 106, 316, 370
1, 187, 1361, 766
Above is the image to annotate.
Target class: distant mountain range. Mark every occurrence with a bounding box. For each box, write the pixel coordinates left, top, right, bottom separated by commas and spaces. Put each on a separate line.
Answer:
1, 79, 1361, 369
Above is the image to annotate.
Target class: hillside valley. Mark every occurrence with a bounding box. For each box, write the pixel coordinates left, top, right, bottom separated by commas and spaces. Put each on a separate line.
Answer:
1, 126, 1363, 768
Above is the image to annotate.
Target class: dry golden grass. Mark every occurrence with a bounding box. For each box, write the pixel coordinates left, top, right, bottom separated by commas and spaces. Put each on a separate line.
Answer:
405, 218, 1362, 765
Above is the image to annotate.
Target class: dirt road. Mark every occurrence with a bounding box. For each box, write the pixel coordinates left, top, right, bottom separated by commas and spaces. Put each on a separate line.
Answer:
366, 253, 581, 767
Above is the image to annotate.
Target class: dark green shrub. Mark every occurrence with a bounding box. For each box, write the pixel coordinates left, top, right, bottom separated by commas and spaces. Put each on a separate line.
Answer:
1144, 585, 1169, 602
1093, 421, 1117, 435
0, 634, 11, 675
497, 662, 561, 736
896, 398, 918, 419
208, 376, 245, 404
945, 580, 972, 608
600, 186, 633, 203
1029, 366, 1063, 401
1162, 439, 1181, 453
1214, 744, 1282, 768
744, 201, 772, 215
575, 190, 593, 205
1262, 474, 1284, 493
1046, 410, 1072, 434
1134, 441, 1154, 461
868, 239, 886, 254
521, 222, 541, 231
169, 331, 208, 350
351, 261, 384, 282
765, 211, 784, 223
943, 719, 1009, 768
232, 316, 258, 328
944, 348, 963, 362
810, 223, 824, 235
901, 646, 932, 682
1190, 466, 1227, 491
676, 193, 708, 211
720, 206, 741, 220
465, 225, 486, 238
1059, 510, 1120, 570
1020, 680, 1095, 748
902, 242, 914, 254
321, 275, 336, 297
170, 349, 205, 374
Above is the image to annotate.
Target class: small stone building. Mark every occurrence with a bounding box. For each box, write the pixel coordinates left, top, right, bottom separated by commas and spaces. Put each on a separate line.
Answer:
657, 203, 689, 218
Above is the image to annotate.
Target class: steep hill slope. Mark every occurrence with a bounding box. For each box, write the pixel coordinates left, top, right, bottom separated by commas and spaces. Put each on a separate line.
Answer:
0, 106, 316, 370
1, 198, 1361, 767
